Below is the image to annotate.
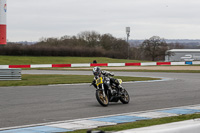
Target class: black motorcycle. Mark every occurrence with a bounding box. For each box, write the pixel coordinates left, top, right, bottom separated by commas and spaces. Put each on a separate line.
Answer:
91, 74, 130, 106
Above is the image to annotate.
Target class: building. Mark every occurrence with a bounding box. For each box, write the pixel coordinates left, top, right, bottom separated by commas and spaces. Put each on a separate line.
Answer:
165, 49, 200, 62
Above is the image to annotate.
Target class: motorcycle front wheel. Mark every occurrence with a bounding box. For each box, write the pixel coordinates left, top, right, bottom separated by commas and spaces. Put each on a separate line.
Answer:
120, 89, 130, 104
96, 89, 109, 107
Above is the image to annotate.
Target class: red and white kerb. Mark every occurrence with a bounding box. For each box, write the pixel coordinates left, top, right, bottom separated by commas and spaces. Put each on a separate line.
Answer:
0, 0, 6, 45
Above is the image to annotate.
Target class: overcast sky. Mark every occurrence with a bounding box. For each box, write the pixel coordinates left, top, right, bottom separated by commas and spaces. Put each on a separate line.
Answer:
7, 0, 200, 42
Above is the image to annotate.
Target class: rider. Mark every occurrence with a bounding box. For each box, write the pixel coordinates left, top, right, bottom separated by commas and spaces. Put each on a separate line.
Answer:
92, 66, 120, 89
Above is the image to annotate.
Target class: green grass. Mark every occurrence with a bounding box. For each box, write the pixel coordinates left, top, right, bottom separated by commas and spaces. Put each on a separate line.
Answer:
67, 113, 200, 133
0, 74, 160, 87
0, 56, 147, 65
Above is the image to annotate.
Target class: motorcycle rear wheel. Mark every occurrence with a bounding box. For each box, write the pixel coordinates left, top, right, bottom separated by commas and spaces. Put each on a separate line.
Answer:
119, 89, 130, 104
96, 90, 109, 107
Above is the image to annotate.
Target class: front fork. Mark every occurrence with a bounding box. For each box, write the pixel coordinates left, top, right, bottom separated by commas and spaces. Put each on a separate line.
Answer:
97, 84, 106, 97
117, 85, 124, 96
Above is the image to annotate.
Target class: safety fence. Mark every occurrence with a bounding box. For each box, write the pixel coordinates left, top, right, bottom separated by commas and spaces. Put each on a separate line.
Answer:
0, 69, 21, 80
0, 61, 200, 68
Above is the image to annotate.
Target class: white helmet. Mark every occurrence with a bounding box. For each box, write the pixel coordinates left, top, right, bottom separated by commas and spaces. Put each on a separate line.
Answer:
93, 67, 101, 77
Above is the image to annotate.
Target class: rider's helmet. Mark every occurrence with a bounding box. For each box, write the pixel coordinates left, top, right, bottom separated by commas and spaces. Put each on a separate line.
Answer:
93, 67, 101, 77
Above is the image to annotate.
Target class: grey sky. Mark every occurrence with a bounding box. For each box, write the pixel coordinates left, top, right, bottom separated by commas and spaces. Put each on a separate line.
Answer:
7, 0, 200, 41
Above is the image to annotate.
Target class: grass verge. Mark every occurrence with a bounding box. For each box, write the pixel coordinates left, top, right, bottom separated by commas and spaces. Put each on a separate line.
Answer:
0, 74, 160, 87
67, 113, 200, 133
0, 56, 147, 65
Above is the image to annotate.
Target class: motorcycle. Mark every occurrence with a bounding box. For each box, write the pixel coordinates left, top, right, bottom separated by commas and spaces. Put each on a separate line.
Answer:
91, 74, 130, 107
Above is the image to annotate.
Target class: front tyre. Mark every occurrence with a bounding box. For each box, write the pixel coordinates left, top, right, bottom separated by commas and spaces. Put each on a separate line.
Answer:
120, 89, 130, 104
96, 90, 109, 107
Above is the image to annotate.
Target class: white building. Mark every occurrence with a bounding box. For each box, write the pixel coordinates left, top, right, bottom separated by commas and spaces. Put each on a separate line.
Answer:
165, 49, 200, 62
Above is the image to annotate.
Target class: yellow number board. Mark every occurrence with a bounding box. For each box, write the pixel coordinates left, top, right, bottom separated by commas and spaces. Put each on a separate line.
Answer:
96, 77, 103, 86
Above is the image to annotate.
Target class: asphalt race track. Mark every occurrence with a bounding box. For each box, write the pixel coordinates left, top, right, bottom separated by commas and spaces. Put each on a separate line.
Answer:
0, 70, 200, 128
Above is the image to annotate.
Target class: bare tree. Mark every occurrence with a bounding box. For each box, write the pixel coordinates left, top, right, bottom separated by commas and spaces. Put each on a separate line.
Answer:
100, 33, 116, 50
77, 31, 101, 47
140, 36, 168, 61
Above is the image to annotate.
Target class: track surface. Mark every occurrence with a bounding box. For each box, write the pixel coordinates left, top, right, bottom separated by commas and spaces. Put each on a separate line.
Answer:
0, 70, 200, 128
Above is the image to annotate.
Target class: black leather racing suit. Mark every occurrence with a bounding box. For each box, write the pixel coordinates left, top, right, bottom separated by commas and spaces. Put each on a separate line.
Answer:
92, 70, 118, 88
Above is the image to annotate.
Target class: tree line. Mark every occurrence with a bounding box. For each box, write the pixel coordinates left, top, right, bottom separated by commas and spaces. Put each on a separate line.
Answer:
0, 31, 184, 61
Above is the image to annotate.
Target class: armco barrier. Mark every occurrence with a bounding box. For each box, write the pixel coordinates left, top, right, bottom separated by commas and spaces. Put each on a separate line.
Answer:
157, 62, 171, 65
0, 65, 9, 68
185, 61, 193, 65
52, 64, 71, 68
107, 63, 125, 66
141, 62, 157, 66
0, 61, 200, 68
125, 63, 141, 66
193, 61, 200, 65
31, 64, 52, 68
171, 62, 185, 65
9, 65, 30, 68
0, 69, 21, 80
71, 63, 90, 67
91, 63, 107, 67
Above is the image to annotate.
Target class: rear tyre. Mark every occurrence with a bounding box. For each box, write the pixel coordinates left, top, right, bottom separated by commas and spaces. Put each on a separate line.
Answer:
96, 90, 109, 107
120, 89, 130, 104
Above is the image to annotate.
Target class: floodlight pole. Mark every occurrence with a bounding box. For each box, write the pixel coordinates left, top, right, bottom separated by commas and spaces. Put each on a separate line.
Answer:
126, 27, 130, 59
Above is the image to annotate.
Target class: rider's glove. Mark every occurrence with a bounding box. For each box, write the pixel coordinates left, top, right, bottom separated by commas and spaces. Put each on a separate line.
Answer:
110, 73, 114, 76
